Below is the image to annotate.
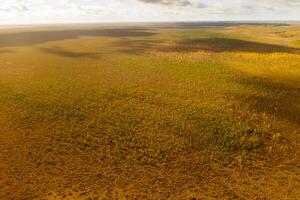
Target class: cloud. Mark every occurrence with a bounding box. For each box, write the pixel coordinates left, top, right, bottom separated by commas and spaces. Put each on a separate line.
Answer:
136, 0, 207, 8
249, 0, 300, 8
262, 0, 300, 5
78, 5, 103, 16
0, 3, 29, 12
0, 0, 299, 24
137, 0, 190, 6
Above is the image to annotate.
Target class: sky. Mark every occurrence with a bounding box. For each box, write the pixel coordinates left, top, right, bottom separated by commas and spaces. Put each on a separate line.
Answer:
0, 0, 299, 25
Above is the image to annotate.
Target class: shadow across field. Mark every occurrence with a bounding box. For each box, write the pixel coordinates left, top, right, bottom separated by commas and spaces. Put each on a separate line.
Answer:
112, 39, 162, 55
0, 28, 156, 48
162, 38, 300, 53
111, 37, 300, 54
39, 47, 100, 59
232, 76, 300, 125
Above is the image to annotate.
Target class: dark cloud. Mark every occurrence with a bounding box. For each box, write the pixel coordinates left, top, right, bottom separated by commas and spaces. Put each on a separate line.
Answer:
194, 2, 207, 8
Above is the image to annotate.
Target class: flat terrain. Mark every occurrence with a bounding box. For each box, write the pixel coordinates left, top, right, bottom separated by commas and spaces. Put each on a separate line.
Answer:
0, 23, 299, 199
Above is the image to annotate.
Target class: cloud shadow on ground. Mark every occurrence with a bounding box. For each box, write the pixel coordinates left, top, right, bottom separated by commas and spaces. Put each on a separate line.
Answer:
0, 28, 156, 48
161, 38, 300, 53
39, 47, 100, 59
231, 76, 300, 126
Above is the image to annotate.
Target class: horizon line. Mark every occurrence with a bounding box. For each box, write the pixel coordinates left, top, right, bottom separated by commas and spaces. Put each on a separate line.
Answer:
1, 20, 300, 27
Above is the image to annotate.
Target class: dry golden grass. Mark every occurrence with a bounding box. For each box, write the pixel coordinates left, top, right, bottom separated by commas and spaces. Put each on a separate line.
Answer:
0, 24, 299, 199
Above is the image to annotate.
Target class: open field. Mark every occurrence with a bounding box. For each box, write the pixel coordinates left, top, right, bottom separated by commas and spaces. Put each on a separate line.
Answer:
0, 23, 299, 199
